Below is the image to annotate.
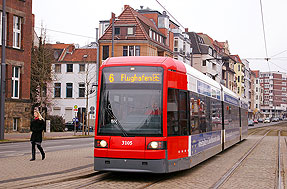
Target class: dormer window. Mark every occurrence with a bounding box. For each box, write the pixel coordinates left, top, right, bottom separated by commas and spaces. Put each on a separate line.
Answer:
127, 27, 134, 35
115, 27, 120, 35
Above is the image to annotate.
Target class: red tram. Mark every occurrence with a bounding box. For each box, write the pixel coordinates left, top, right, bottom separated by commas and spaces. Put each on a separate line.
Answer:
94, 56, 248, 173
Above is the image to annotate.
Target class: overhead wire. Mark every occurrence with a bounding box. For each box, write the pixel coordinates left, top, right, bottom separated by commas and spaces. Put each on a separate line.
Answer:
269, 61, 287, 72
271, 50, 287, 58
34, 26, 95, 39
259, 0, 271, 73
155, 0, 185, 29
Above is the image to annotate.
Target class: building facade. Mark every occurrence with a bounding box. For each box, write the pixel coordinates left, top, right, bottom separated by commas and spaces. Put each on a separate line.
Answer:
242, 59, 252, 117
252, 70, 263, 119
260, 71, 287, 118
188, 32, 222, 83
49, 43, 98, 125
1, 0, 33, 132
98, 5, 173, 66
232, 55, 245, 98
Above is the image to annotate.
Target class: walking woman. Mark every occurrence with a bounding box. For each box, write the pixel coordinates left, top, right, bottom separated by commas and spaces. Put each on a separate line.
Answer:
30, 110, 46, 161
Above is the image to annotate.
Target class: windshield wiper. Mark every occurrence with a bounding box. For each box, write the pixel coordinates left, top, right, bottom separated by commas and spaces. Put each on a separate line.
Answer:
105, 107, 128, 137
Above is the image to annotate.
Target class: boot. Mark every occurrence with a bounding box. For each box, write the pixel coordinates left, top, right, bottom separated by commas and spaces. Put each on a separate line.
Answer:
42, 152, 45, 160
38, 145, 45, 160
30, 147, 35, 161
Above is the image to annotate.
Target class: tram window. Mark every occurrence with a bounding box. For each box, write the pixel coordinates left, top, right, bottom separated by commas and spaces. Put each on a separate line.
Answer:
167, 88, 179, 136
198, 94, 207, 133
179, 91, 189, 135
189, 92, 198, 134
210, 98, 222, 131
167, 89, 189, 136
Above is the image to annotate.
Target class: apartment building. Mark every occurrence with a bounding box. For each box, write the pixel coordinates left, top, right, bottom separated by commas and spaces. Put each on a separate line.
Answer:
98, 5, 173, 66
49, 43, 98, 125
232, 55, 245, 98
188, 32, 222, 83
1, 0, 33, 132
252, 70, 263, 119
98, 5, 193, 66
260, 71, 287, 118
214, 40, 236, 92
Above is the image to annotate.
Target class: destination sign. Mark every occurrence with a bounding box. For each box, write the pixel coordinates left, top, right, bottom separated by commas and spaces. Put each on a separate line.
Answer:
104, 72, 162, 84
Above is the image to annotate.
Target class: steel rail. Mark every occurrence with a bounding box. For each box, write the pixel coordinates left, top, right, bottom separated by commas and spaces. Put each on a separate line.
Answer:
211, 129, 271, 189
278, 130, 282, 189
75, 173, 117, 189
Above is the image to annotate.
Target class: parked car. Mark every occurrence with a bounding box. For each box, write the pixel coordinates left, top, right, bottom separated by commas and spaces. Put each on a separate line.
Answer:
248, 119, 254, 126
264, 118, 271, 123
271, 117, 279, 122
78, 124, 94, 132
65, 121, 82, 131
258, 118, 264, 123
253, 119, 258, 124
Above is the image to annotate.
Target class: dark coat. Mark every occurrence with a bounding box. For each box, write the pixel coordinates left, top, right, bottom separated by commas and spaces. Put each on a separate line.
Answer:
30, 119, 45, 143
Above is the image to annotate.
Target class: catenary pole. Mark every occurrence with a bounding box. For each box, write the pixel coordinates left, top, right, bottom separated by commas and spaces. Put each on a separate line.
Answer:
0, 0, 6, 140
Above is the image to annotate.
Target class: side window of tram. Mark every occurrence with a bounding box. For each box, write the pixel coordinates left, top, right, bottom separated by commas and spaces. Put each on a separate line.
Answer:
167, 88, 189, 136
189, 92, 208, 134
178, 91, 189, 135
167, 89, 179, 136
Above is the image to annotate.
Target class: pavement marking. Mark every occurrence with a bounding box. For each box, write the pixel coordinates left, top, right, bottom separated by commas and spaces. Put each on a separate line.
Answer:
0, 150, 16, 154
0, 163, 94, 184
45, 145, 72, 149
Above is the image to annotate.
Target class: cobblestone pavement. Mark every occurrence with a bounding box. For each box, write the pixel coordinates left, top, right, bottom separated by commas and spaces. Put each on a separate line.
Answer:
220, 135, 278, 189
0, 147, 94, 189
31, 134, 262, 188
1, 127, 286, 189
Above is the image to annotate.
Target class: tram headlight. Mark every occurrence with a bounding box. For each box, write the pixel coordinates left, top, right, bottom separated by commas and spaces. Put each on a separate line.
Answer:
147, 141, 166, 150
95, 139, 108, 148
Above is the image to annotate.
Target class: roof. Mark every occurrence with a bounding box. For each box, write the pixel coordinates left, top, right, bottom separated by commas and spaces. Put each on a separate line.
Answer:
230, 55, 242, 63
197, 33, 215, 49
47, 43, 73, 49
99, 5, 170, 51
62, 49, 97, 62
101, 56, 186, 73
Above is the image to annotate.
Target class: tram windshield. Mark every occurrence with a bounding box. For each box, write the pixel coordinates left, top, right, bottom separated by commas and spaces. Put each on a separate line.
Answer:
98, 66, 163, 137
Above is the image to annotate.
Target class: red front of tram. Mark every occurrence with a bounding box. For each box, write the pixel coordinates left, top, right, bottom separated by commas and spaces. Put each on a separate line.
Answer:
94, 56, 187, 173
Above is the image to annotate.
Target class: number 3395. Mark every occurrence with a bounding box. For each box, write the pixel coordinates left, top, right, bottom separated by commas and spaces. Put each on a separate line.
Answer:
122, 141, 133, 145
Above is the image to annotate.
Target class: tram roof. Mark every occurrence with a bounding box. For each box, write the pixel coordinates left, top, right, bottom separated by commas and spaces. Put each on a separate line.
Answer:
102, 56, 186, 73
102, 56, 239, 100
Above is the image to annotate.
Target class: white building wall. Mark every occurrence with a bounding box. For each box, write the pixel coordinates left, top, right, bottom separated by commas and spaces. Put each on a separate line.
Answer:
50, 62, 98, 124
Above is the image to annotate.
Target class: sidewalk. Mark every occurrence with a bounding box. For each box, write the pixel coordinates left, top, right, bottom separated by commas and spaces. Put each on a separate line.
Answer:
0, 131, 94, 143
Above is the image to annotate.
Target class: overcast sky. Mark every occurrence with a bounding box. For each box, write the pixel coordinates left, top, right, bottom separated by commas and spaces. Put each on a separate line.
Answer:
32, 0, 287, 72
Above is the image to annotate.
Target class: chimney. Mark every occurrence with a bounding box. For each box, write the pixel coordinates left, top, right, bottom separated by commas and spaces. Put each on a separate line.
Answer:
124, 5, 129, 9
185, 28, 189, 33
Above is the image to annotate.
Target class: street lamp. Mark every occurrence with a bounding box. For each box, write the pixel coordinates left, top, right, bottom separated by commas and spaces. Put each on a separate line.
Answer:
0, 0, 6, 140
111, 18, 119, 57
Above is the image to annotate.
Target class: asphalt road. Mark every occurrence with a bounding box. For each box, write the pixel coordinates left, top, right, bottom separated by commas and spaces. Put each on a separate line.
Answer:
0, 137, 94, 159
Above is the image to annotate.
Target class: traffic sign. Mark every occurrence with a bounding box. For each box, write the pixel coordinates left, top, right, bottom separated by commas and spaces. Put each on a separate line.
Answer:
74, 105, 78, 112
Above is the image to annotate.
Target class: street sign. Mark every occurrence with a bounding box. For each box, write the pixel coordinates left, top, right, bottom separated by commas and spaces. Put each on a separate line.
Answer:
90, 106, 95, 114
74, 105, 78, 112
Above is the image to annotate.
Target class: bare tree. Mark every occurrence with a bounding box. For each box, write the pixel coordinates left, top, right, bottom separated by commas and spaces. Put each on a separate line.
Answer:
31, 28, 54, 117
78, 58, 97, 135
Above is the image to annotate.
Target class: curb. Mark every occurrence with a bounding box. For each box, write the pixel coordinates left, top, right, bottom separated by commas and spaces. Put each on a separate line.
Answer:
0, 135, 94, 144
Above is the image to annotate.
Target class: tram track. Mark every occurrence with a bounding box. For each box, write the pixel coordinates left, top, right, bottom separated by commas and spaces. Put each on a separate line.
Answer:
17, 125, 287, 188
211, 128, 283, 189
278, 130, 282, 189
